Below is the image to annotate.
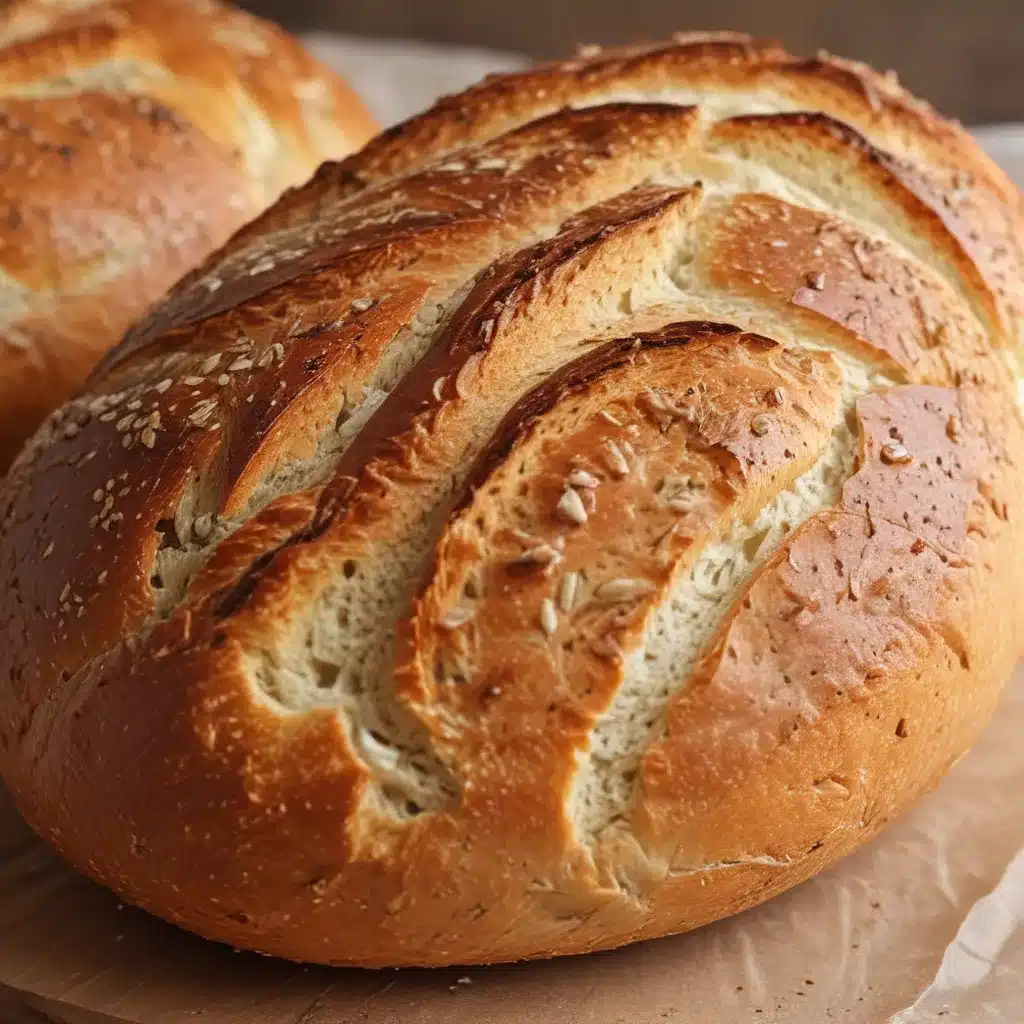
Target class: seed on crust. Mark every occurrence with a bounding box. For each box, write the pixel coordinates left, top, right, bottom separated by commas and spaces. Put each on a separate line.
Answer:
594, 578, 655, 603
507, 544, 562, 573
248, 256, 276, 276
568, 469, 600, 489
440, 606, 475, 630
639, 388, 680, 419
750, 414, 773, 436
188, 399, 218, 428
556, 488, 588, 525
200, 354, 221, 375
559, 572, 580, 612
659, 475, 705, 511
880, 441, 913, 465
767, 387, 786, 407
604, 440, 630, 477
540, 599, 558, 636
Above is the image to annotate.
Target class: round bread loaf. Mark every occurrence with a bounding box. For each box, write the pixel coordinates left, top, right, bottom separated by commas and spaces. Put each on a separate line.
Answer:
0, 33, 1021, 967
0, 0, 376, 468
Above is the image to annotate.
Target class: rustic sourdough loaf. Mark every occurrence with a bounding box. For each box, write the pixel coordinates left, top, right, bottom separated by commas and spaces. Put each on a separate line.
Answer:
0, 0, 376, 467
0, 33, 1021, 967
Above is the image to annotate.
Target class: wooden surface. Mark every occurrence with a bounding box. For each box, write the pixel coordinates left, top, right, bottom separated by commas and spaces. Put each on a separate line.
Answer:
240, 0, 1024, 124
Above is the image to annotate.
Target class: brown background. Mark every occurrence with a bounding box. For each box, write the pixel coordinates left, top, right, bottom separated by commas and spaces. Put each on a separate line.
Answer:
240, 0, 1024, 124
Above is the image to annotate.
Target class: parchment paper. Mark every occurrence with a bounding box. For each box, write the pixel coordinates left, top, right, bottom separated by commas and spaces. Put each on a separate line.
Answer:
0, 34, 1021, 1024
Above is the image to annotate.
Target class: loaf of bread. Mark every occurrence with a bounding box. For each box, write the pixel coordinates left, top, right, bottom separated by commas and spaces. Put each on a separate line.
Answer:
0, 33, 1021, 967
0, 0, 376, 467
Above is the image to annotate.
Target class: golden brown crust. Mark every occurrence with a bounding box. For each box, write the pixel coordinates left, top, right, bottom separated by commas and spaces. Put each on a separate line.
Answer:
0, 33, 1020, 967
699, 193, 997, 384
0, 0, 376, 467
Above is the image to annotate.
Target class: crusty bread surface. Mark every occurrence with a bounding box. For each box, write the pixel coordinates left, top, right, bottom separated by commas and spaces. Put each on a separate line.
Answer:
0, 0, 376, 467
0, 33, 1021, 967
